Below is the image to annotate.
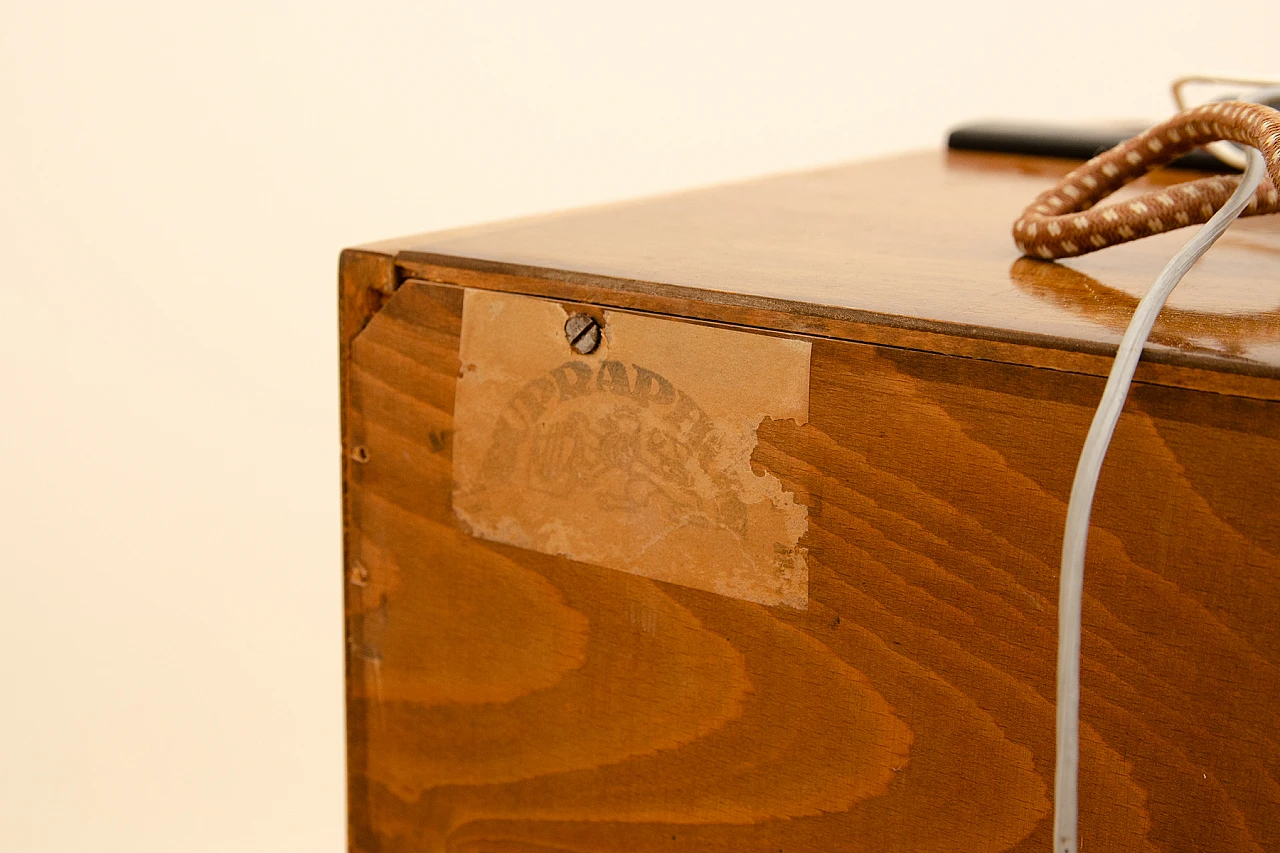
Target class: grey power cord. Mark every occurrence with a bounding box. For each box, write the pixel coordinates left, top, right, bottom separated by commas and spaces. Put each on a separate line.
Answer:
1054, 145, 1269, 853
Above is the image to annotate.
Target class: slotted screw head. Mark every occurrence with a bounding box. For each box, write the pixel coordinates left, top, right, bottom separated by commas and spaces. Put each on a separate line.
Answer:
564, 313, 601, 354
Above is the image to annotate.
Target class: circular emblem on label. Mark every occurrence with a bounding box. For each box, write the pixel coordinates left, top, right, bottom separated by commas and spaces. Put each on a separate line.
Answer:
484, 360, 748, 535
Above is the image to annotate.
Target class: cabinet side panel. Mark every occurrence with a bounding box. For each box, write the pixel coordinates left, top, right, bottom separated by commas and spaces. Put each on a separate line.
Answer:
339, 248, 399, 853
344, 279, 1280, 853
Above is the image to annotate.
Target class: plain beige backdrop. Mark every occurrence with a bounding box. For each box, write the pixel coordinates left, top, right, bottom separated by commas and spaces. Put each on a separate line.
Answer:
2, 1, 1278, 850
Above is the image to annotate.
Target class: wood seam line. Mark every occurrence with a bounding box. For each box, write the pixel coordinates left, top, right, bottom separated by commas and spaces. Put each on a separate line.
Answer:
387, 274, 1280, 404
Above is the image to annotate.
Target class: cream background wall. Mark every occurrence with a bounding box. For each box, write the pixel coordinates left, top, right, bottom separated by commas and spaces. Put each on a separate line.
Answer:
2, 2, 1277, 850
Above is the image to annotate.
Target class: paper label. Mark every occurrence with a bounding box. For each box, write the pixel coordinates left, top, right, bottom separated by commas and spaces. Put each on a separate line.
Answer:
452, 289, 812, 608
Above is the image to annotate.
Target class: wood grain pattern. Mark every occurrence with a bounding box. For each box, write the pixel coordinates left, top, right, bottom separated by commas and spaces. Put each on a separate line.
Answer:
382, 151, 1280, 391
343, 279, 1280, 853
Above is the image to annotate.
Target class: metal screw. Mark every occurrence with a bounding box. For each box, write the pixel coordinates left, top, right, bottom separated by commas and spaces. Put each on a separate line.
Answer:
564, 313, 601, 354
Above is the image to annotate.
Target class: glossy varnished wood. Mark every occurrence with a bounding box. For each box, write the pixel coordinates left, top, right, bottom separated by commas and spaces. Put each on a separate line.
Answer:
343, 278, 1280, 853
384, 151, 1280, 389
344, 149, 1280, 851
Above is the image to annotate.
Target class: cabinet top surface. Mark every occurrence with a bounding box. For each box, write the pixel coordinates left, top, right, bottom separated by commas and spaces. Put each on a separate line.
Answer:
386, 150, 1280, 374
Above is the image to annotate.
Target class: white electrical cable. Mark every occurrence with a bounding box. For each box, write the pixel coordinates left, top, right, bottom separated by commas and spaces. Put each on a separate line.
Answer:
1054, 145, 1269, 853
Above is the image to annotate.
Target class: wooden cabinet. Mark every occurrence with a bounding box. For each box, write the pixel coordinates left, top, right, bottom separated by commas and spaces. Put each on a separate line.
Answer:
340, 151, 1280, 852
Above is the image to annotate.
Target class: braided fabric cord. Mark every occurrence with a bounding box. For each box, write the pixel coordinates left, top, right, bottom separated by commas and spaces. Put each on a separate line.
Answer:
1013, 101, 1280, 259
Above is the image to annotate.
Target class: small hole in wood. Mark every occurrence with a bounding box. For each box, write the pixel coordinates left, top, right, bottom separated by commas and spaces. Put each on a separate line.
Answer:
350, 445, 370, 463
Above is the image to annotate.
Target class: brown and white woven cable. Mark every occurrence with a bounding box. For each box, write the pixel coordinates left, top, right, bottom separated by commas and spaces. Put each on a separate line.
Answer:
1013, 101, 1280, 259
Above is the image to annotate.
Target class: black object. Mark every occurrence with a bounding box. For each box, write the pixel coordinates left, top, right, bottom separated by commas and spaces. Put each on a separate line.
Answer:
947, 121, 1230, 172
